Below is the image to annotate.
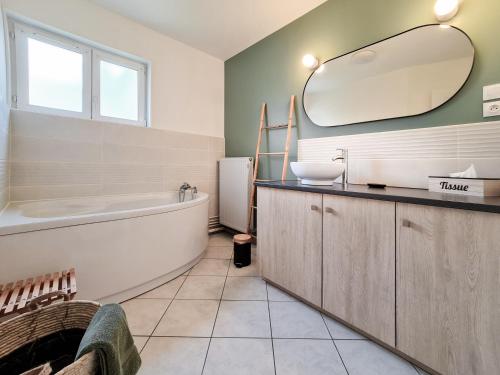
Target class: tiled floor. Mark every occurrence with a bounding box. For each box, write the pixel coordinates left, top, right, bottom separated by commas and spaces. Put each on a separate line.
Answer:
122, 232, 430, 375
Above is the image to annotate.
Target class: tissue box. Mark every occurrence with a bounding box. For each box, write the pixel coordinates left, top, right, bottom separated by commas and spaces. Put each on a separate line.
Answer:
429, 176, 500, 197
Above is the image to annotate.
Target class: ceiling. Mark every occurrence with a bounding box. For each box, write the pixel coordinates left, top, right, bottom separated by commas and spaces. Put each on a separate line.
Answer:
88, 0, 327, 60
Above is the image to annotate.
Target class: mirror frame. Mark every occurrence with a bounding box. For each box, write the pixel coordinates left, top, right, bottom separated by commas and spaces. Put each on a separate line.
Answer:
302, 24, 475, 127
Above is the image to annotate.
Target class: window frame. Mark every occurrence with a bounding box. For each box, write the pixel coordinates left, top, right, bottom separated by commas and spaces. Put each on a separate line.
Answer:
14, 22, 92, 119
9, 19, 149, 127
92, 50, 147, 127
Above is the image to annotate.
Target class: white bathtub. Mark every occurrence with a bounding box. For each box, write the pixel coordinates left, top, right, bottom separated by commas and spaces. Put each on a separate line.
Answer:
0, 192, 209, 303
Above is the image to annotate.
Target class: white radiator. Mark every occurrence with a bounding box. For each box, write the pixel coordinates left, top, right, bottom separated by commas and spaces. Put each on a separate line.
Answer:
219, 157, 253, 233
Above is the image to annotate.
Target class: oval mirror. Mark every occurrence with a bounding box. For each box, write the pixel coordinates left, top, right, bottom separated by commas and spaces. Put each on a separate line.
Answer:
303, 25, 474, 127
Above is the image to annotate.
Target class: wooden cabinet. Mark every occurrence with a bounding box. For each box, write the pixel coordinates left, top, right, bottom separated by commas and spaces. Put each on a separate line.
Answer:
257, 187, 323, 305
323, 195, 396, 345
258, 187, 500, 375
397, 203, 500, 375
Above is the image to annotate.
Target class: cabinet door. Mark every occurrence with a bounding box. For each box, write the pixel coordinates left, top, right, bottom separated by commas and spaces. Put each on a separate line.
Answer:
257, 187, 323, 305
323, 195, 396, 345
397, 203, 500, 375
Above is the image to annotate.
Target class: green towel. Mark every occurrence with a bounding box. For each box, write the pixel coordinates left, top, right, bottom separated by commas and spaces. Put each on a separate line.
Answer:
76, 304, 141, 375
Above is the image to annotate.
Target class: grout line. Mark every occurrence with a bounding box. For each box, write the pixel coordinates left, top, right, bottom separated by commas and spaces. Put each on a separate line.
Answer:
136, 297, 267, 302
321, 314, 350, 375
266, 282, 278, 375
394, 203, 398, 349
139, 271, 190, 353
138, 334, 364, 340
200, 253, 230, 375
412, 364, 423, 374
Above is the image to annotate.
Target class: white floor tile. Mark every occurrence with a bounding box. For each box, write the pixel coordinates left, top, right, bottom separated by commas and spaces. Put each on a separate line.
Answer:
267, 284, 297, 302
133, 336, 148, 352
203, 338, 275, 375
121, 299, 170, 336
204, 246, 233, 259
139, 337, 209, 375
208, 233, 233, 246
137, 276, 186, 299
153, 299, 219, 337
228, 257, 260, 277
273, 339, 347, 375
336, 340, 418, 375
190, 259, 230, 276
222, 277, 267, 300
323, 315, 367, 340
213, 301, 271, 338
176, 276, 226, 300
270, 301, 330, 339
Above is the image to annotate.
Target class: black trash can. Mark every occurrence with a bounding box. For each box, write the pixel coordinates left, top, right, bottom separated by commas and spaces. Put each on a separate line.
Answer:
233, 234, 252, 268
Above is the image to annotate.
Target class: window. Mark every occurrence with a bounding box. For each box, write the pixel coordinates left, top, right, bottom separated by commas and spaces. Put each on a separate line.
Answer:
10, 22, 148, 126
93, 52, 146, 125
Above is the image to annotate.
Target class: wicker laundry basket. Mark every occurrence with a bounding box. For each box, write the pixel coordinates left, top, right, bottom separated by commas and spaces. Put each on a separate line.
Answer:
0, 300, 100, 374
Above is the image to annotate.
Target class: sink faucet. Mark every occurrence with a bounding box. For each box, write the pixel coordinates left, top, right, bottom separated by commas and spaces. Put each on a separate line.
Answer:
332, 148, 348, 187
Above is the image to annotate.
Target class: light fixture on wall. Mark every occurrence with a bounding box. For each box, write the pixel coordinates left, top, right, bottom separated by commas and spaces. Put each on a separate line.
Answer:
302, 54, 319, 69
434, 0, 460, 22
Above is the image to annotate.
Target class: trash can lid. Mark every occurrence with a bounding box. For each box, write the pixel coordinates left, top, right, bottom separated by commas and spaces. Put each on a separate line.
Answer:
233, 234, 252, 244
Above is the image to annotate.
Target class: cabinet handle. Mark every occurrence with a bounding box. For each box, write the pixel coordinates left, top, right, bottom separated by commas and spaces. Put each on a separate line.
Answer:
310, 205, 320, 212
402, 219, 412, 228
325, 207, 335, 214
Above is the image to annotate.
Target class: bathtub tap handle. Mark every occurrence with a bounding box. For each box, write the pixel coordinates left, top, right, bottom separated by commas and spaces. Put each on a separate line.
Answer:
192, 186, 198, 199
179, 182, 192, 202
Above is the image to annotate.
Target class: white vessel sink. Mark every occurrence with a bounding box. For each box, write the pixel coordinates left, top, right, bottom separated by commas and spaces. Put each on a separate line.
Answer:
290, 161, 345, 186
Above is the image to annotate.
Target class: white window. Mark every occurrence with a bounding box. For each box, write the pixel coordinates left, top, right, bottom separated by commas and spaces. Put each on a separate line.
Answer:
93, 51, 146, 126
10, 21, 148, 126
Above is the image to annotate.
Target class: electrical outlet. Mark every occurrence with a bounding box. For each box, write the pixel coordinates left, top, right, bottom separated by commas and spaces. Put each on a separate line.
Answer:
483, 100, 500, 118
484, 84, 500, 101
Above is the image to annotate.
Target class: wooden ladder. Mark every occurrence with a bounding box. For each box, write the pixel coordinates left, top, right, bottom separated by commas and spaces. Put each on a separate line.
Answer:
247, 95, 296, 235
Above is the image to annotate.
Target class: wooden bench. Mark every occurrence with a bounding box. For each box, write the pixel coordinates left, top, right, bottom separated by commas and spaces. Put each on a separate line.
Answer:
0, 268, 77, 319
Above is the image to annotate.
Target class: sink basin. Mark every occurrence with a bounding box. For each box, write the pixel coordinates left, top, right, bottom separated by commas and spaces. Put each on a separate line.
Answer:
290, 161, 345, 186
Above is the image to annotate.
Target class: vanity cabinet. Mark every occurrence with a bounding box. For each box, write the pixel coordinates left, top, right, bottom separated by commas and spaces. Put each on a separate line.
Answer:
323, 195, 396, 346
257, 184, 500, 375
396, 203, 500, 375
257, 187, 323, 305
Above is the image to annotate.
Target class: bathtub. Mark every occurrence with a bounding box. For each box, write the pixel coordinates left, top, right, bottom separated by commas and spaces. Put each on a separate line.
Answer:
0, 192, 209, 303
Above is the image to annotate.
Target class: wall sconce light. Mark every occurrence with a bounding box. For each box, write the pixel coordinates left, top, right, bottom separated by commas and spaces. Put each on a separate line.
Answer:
302, 54, 319, 69
315, 64, 325, 74
434, 0, 460, 22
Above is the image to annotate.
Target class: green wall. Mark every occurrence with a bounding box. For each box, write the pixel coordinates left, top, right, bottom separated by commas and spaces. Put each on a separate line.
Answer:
225, 0, 500, 179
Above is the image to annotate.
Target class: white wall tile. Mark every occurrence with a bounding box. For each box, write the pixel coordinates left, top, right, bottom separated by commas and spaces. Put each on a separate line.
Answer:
102, 143, 164, 165
7, 111, 225, 218
102, 123, 165, 148
0, 102, 10, 210
102, 164, 163, 184
10, 184, 103, 201
11, 109, 102, 143
11, 136, 102, 163
102, 182, 164, 195
0, 125, 9, 161
299, 121, 500, 189
10, 162, 102, 187
0, 160, 8, 209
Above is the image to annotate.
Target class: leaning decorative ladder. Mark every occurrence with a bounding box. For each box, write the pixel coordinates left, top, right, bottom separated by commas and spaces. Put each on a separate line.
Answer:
247, 95, 296, 235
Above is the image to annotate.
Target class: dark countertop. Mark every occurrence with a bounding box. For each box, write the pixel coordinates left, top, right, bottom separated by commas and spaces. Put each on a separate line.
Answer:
255, 180, 500, 214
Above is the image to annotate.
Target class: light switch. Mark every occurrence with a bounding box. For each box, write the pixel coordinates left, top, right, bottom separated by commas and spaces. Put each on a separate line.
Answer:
483, 100, 500, 117
483, 84, 500, 101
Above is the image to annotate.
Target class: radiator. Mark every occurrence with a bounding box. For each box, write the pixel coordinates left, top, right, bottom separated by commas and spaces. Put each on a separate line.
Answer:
219, 157, 253, 233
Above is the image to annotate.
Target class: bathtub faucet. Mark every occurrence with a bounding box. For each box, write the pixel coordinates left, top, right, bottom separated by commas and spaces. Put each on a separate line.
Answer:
179, 183, 197, 202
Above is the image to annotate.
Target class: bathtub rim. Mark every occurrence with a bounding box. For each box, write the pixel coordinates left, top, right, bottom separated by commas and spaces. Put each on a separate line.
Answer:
0, 191, 209, 236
